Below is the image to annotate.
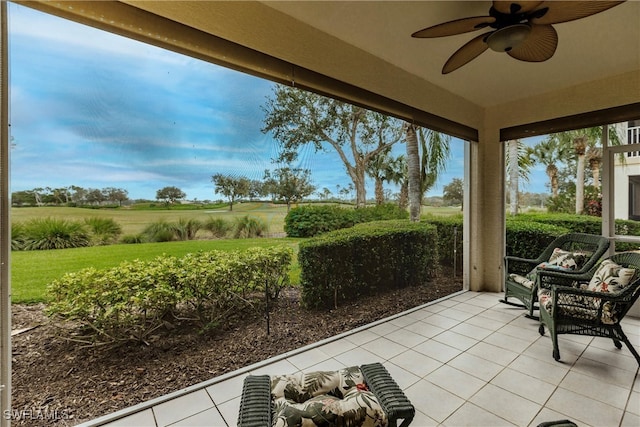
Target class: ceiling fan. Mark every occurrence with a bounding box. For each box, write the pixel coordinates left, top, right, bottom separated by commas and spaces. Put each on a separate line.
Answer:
412, 1, 625, 74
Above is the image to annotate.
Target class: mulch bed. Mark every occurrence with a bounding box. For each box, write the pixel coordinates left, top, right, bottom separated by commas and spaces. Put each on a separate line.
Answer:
11, 272, 462, 426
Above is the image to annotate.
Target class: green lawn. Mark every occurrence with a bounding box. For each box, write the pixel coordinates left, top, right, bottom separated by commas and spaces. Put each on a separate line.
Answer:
11, 202, 460, 304
11, 202, 290, 236
12, 238, 301, 304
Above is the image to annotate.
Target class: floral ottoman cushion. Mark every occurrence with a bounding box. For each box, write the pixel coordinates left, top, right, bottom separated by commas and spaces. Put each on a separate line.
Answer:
271, 366, 388, 427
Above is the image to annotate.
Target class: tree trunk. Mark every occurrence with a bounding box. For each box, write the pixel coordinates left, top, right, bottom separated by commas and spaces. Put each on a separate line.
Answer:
576, 154, 585, 214
590, 159, 601, 190
374, 177, 384, 205
508, 140, 519, 216
547, 165, 559, 198
353, 165, 367, 208
574, 136, 587, 214
406, 124, 421, 222
398, 182, 408, 210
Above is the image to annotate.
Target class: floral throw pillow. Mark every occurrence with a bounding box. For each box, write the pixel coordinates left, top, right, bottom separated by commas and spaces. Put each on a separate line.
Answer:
525, 248, 587, 281
544, 248, 589, 270
587, 260, 636, 293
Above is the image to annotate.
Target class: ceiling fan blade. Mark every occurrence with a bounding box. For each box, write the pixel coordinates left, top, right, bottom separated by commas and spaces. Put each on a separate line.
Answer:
412, 16, 495, 38
530, 1, 625, 25
442, 32, 490, 74
492, 1, 544, 15
507, 24, 558, 62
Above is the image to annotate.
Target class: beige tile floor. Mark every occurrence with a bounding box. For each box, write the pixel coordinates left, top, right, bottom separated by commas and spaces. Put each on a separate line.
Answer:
81, 291, 640, 427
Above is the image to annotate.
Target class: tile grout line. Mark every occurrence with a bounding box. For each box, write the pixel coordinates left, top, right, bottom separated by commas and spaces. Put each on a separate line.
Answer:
79, 290, 469, 427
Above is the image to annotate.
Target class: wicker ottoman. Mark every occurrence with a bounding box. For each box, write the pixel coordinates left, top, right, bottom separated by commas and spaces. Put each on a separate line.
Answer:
237, 362, 414, 427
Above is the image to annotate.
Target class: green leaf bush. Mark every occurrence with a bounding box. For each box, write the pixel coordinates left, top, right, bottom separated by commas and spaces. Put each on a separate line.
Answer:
46, 246, 292, 344
505, 219, 569, 259
422, 214, 463, 266
284, 203, 408, 237
299, 220, 438, 309
511, 213, 640, 252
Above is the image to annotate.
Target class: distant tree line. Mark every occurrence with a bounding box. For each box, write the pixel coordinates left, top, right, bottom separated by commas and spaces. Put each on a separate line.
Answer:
12, 186, 129, 207
212, 166, 315, 211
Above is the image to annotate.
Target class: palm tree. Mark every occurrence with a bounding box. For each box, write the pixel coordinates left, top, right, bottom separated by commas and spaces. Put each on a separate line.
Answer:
366, 146, 394, 205
505, 139, 532, 216
406, 124, 421, 221
529, 137, 566, 199
549, 126, 622, 213
586, 145, 603, 190
384, 155, 407, 209
405, 123, 451, 222
419, 127, 451, 195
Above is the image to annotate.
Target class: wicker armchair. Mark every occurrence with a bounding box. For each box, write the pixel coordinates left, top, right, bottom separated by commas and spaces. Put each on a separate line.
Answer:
500, 233, 610, 318
536, 252, 640, 365
237, 362, 415, 427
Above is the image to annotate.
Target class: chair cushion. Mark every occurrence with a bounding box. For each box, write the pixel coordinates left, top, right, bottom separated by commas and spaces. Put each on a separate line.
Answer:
537, 259, 638, 325
522, 248, 588, 283
509, 273, 536, 289
539, 248, 589, 271
271, 366, 388, 427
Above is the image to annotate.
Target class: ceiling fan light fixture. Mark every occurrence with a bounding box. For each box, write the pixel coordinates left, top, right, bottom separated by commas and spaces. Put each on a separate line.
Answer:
486, 24, 531, 52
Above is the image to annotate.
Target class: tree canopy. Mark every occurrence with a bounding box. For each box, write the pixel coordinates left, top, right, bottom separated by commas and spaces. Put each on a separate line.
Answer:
264, 167, 315, 210
156, 186, 186, 205
262, 85, 404, 208
211, 173, 250, 211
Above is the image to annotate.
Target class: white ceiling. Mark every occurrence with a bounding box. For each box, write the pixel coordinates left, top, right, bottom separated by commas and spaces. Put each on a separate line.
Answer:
263, 1, 639, 108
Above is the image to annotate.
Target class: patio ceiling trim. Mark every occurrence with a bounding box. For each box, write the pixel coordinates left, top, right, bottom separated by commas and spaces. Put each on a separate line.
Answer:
17, 0, 478, 141
501, 102, 640, 141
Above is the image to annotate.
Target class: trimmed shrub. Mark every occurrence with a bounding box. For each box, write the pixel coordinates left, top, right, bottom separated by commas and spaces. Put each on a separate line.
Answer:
422, 214, 463, 267
513, 213, 640, 252
284, 205, 354, 237
512, 213, 601, 235
505, 219, 569, 259
46, 246, 293, 344
351, 203, 409, 223
299, 220, 439, 309
284, 203, 408, 237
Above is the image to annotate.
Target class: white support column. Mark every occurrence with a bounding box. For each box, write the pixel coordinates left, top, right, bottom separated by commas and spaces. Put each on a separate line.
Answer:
0, 3, 10, 426
601, 124, 616, 255
467, 125, 505, 292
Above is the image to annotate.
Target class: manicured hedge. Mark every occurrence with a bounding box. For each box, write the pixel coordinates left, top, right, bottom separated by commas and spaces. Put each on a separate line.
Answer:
422, 215, 463, 266
47, 246, 292, 344
284, 203, 408, 237
512, 213, 640, 251
505, 219, 569, 259
299, 220, 438, 309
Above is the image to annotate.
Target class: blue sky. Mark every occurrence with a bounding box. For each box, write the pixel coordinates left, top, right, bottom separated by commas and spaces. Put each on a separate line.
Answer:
8, 3, 547, 202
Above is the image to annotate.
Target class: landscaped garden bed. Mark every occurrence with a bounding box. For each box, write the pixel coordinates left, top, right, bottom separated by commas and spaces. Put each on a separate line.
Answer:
11, 271, 462, 426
